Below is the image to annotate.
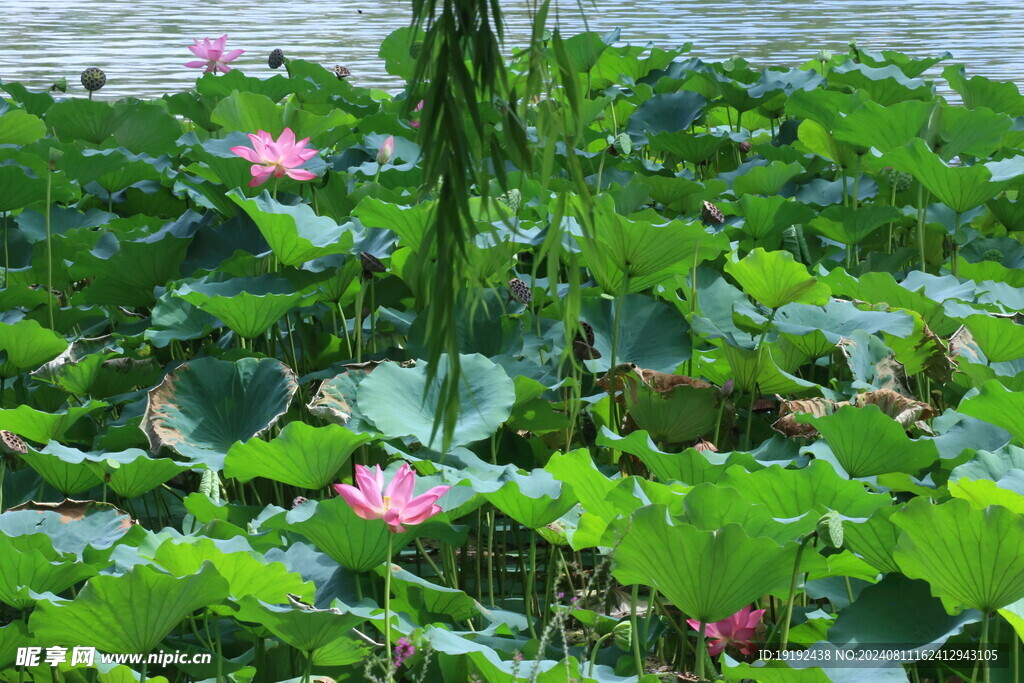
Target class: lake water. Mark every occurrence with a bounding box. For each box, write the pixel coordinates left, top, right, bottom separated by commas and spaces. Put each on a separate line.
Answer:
3, 0, 1024, 98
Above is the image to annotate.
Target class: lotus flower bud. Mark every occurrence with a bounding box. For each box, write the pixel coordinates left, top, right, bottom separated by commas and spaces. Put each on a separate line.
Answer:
612, 621, 633, 651
376, 135, 395, 165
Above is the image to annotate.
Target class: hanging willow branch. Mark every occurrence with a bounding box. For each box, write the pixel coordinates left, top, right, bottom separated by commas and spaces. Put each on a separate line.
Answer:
407, 0, 532, 449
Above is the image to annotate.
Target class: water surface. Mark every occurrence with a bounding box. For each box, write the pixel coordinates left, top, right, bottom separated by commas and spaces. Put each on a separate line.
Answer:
4, 0, 1024, 97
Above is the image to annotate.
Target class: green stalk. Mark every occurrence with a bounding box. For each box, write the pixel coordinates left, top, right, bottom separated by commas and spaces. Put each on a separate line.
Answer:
588, 632, 614, 677
779, 535, 812, 650
695, 621, 707, 681
916, 183, 930, 273
951, 211, 961, 277
302, 650, 312, 683
743, 308, 778, 449
526, 530, 539, 638
354, 283, 366, 362
384, 533, 394, 683
45, 165, 54, 329
630, 583, 644, 676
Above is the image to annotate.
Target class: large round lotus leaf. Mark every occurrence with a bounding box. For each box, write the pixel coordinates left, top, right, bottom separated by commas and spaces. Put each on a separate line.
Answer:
175, 275, 315, 339
681, 483, 818, 545
0, 402, 107, 443
284, 496, 411, 573
0, 165, 46, 212
718, 459, 891, 518
724, 248, 831, 309
0, 319, 67, 378
800, 405, 938, 478
842, 506, 901, 574
962, 314, 1024, 363
357, 354, 515, 449
30, 563, 229, 653
0, 500, 132, 558
0, 622, 31, 671
612, 505, 798, 623
620, 376, 721, 445
152, 537, 313, 604
224, 421, 372, 490
232, 595, 369, 655
0, 533, 96, 609
385, 564, 481, 623
894, 497, 1024, 613
142, 357, 298, 468
20, 444, 104, 496
580, 294, 691, 374
599, 428, 762, 485
733, 194, 814, 247
626, 91, 706, 146
480, 469, 577, 529
228, 191, 354, 267
0, 109, 46, 146
807, 204, 900, 246
958, 380, 1024, 444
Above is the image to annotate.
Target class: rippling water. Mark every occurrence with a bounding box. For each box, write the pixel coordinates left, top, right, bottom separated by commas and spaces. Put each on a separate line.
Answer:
3, 0, 1024, 98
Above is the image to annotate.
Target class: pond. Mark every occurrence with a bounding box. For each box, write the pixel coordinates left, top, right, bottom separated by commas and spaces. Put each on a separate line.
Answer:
3, 0, 1024, 97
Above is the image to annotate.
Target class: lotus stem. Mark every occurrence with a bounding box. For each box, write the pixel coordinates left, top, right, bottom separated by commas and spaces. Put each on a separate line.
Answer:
951, 211, 961, 277
743, 308, 777, 449
45, 163, 54, 329
526, 531, 539, 638
384, 533, 394, 683
779, 534, 812, 651
695, 620, 707, 680
588, 632, 614, 677
630, 583, 644, 676
916, 184, 930, 273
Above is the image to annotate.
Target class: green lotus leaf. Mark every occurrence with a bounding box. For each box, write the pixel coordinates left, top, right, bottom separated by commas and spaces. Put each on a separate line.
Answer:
944, 65, 1024, 116
60, 147, 164, 192
175, 275, 315, 339
152, 537, 313, 604
702, 342, 818, 395
800, 405, 938, 478
724, 248, 830, 309
385, 564, 480, 623
0, 402, 107, 443
25, 442, 189, 498
284, 496, 413, 572
580, 294, 691, 373
232, 595, 368, 656
625, 91, 706, 146
732, 161, 803, 196
828, 61, 933, 106
352, 197, 432, 252
142, 357, 298, 468
598, 428, 762, 485
110, 100, 183, 156
620, 374, 722, 445
821, 268, 956, 336
718, 459, 892, 518
840, 506, 900, 574
957, 380, 1024, 444
480, 467, 577, 529
935, 105, 1013, 160
20, 443, 104, 496
356, 354, 515, 449
228, 191, 354, 267
884, 138, 1023, 213
210, 91, 284, 138
950, 445, 1024, 482
722, 659, 829, 683
797, 119, 861, 168
829, 573, 979, 650
636, 174, 718, 215
833, 99, 934, 153
0, 500, 132, 558
961, 314, 1024, 363
773, 300, 913, 357
0, 622, 31, 671
146, 288, 221, 347
806, 204, 900, 246
0, 319, 67, 378
30, 563, 229, 652
647, 131, 730, 165
0, 533, 96, 609
44, 98, 127, 145
0, 165, 47, 212
786, 88, 865, 128
949, 475, 1024, 514
894, 497, 1024, 613
0, 109, 46, 145
681, 483, 818, 545
612, 505, 797, 623
733, 194, 814, 247
224, 421, 371, 490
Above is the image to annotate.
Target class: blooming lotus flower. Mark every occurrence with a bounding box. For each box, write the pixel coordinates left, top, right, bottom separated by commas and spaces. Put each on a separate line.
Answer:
185, 35, 244, 74
334, 463, 450, 533
376, 136, 395, 165
230, 128, 318, 187
410, 100, 424, 128
687, 605, 765, 656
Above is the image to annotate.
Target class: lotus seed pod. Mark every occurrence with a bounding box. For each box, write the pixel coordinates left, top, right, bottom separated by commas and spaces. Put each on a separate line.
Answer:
885, 168, 914, 192
738, 140, 752, 154
291, 496, 309, 509
693, 437, 719, 453
507, 277, 532, 304
410, 41, 424, 59
0, 430, 27, 454
80, 67, 106, 92
701, 200, 725, 225
268, 49, 285, 69
499, 188, 521, 214
983, 249, 1003, 262
612, 621, 633, 651
334, 65, 352, 80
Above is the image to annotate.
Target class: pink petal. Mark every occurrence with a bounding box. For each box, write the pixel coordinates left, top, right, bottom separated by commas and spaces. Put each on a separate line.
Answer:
230, 145, 262, 163
285, 168, 316, 181
397, 485, 450, 524
188, 43, 207, 58
334, 483, 377, 518
746, 609, 766, 628
216, 63, 233, 74
278, 127, 297, 149
385, 464, 416, 510
686, 618, 701, 632
707, 639, 727, 657
248, 168, 274, 186
354, 465, 386, 513
221, 49, 245, 63
737, 641, 758, 656
184, 61, 208, 69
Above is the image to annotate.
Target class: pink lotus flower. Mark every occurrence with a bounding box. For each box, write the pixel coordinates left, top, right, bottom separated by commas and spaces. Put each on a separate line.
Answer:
334, 463, 450, 533
410, 100, 424, 129
185, 35, 244, 74
230, 128, 319, 187
376, 136, 395, 165
687, 605, 765, 656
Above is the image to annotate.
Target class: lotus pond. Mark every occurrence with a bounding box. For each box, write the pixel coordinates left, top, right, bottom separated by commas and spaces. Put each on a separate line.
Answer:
2, 25, 1024, 683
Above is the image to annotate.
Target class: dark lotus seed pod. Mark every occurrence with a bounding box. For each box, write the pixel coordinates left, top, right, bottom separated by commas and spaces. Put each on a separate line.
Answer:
572, 337, 601, 361
508, 278, 532, 304
0, 430, 27, 454
359, 251, 386, 273
693, 437, 719, 453
334, 65, 352, 80
410, 41, 424, 59
983, 249, 1004, 262
701, 200, 725, 225
80, 67, 106, 92
579, 321, 595, 347
291, 496, 309, 509
268, 49, 285, 69
738, 140, 752, 154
